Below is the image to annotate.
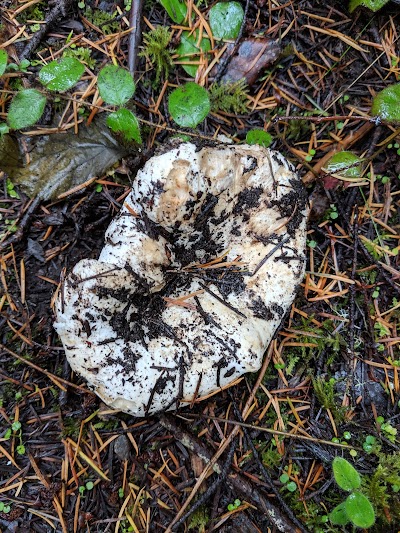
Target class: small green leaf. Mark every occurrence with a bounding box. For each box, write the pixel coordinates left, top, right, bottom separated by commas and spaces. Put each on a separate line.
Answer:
329, 502, 350, 526
0, 49, 8, 76
39, 57, 84, 92
97, 65, 135, 106
286, 481, 297, 492
371, 83, 400, 124
7, 89, 46, 129
106, 108, 142, 144
11, 421, 21, 431
169, 82, 210, 128
332, 457, 361, 491
85, 481, 94, 490
279, 473, 289, 484
176, 31, 211, 77
159, 0, 187, 23
325, 151, 362, 179
246, 129, 273, 148
345, 493, 375, 528
16, 444, 26, 455
209, 2, 244, 40
0, 122, 10, 136
349, 0, 389, 13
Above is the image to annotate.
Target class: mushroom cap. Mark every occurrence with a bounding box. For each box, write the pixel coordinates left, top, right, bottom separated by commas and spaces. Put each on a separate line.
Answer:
54, 142, 308, 416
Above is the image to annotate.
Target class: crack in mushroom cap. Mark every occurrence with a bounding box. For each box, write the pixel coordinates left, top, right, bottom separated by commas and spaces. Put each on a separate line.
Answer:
54, 142, 308, 417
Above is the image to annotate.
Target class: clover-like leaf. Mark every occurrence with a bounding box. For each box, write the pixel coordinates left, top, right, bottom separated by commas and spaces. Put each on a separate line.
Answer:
371, 83, 400, 124
97, 65, 135, 106
7, 89, 47, 129
209, 2, 244, 40
160, 0, 187, 23
349, 0, 389, 12
325, 151, 362, 179
344, 493, 375, 528
39, 57, 85, 92
0, 49, 8, 77
329, 502, 350, 526
177, 31, 211, 77
246, 129, 273, 148
106, 108, 142, 144
332, 457, 361, 491
168, 82, 210, 128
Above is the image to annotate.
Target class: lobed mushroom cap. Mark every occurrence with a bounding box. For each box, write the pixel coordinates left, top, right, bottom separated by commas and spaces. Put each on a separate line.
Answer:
54, 142, 308, 416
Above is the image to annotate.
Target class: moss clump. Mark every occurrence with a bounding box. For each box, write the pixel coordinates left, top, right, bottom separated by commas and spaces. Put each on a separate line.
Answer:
140, 26, 174, 86
209, 79, 249, 114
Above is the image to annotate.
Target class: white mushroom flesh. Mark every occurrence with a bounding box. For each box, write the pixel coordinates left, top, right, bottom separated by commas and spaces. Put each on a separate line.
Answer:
54, 142, 308, 416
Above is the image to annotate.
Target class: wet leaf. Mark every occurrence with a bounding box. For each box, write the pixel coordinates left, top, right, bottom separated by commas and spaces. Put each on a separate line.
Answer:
7, 89, 47, 129
106, 108, 142, 144
246, 129, 273, 148
332, 457, 361, 491
219, 38, 280, 85
0, 49, 7, 76
344, 493, 375, 528
97, 65, 135, 106
209, 2, 244, 40
329, 502, 349, 526
168, 82, 210, 128
325, 151, 362, 179
160, 0, 187, 23
371, 83, 400, 124
349, 0, 389, 12
0, 122, 9, 135
176, 31, 211, 77
0, 118, 130, 200
39, 57, 85, 92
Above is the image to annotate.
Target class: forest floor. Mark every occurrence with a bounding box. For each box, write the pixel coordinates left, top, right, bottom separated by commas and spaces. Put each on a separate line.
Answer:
1, 0, 400, 532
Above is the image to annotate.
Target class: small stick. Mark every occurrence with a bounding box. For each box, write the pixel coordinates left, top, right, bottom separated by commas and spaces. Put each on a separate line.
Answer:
128, 0, 144, 75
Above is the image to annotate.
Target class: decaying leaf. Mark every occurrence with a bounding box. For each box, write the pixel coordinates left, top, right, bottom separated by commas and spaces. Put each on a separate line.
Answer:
0, 119, 130, 200
219, 38, 280, 86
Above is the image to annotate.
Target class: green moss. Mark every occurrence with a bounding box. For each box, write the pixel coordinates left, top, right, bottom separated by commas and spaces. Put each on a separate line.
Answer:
188, 505, 209, 532
312, 376, 347, 423
83, 7, 120, 34
209, 79, 249, 114
140, 26, 174, 86
63, 47, 96, 69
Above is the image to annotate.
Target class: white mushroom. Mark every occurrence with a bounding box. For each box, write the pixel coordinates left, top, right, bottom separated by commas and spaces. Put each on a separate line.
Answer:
54, 142, 308, 417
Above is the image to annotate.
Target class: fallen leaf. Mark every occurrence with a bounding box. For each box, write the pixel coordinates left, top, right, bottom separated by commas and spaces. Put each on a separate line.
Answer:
220, 38, 280, 86
0, 118, 130, 200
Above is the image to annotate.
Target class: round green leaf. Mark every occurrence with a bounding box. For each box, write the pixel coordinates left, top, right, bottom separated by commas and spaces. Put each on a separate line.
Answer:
160, 0, 187, 23
246, 129, 273, 148
344, 493, 375, 528
371, 83, 400, 124
279, 473, 289, 484
168, 82, 210, 128
325, 151, 362, 179
332, 457, 361, 491
0, 122, 9, 136
349, 0, 389, 12
177, 31, 211, 77
97, 65, 135, 106
7, 89, 46, 129
106, 108, 142, 144
209, 2, 244, 40
39, 57, 85, 92
329, 502, 349, 526
0, 49, 8, 77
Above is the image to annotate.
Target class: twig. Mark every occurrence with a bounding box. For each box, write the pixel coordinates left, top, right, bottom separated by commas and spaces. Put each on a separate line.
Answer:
128, 0, 143, 75
159, 414, 303, 532
229, 393, 310, 533
20, 0, 74, 59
